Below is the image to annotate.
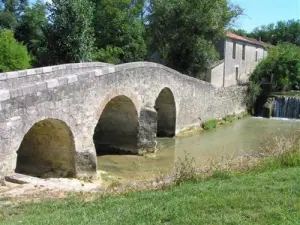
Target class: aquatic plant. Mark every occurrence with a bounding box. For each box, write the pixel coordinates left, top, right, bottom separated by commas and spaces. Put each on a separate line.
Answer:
202, 120, 218, 130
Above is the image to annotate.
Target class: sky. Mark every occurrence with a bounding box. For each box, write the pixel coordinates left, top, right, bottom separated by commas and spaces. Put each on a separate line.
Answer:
231, 0, 300, 32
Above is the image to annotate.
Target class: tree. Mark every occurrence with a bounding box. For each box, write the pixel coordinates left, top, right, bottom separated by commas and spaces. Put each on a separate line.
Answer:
228, 28, 248, 37
251, 43, 300, 91
0, 0, 28, 29
45, 0, 95, 64
92, 0, 147, 63
248, 20, 300, 46
0, 29, 31, 72
14, 0, 47, 66
148, 0, 242, 77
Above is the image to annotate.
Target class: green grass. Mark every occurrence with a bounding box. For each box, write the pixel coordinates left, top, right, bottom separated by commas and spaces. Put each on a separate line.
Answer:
202, 119, 218, 130
1, 167, 300, 225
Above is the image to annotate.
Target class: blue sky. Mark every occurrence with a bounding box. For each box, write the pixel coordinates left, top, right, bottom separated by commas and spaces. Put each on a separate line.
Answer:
231, 0, 300, 32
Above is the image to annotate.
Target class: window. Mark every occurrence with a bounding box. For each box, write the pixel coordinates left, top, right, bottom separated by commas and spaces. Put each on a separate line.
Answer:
255, 49, 258, 62
242, 45, 246, 60
236, 66, 239, 81
232, 42, 236, 59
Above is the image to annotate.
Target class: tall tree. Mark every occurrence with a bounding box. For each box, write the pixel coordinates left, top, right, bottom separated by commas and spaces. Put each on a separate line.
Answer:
148, 0, 242, 77
45, 0, 95, 64
93, 0, 147, 63
15, 0, 47, 66
0, 0, 28, 29
248, 20, 300, 46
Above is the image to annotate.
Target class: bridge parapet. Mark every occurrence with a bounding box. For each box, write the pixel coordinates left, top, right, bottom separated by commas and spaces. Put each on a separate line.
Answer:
0, 62, 214, 109
0, 62, 111, 89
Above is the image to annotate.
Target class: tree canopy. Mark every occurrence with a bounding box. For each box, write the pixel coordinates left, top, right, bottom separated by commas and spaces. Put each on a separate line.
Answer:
251, 43, 300, 91
148, 0, 242, 76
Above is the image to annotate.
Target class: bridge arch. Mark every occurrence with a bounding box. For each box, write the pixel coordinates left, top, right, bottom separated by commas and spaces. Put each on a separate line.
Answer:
15, 118, 76, 178
155, 87, 176, 137
93, 95, 139, 155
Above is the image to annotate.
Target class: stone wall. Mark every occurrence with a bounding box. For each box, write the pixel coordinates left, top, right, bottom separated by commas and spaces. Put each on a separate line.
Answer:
0, 62, 111, 89
0, 62, 247, 182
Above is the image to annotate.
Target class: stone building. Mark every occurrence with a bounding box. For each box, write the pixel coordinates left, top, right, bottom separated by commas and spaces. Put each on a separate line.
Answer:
204, 32, 268, 87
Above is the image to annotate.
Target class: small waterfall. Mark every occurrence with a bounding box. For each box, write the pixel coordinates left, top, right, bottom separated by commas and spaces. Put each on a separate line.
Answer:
274, 96, 300, 119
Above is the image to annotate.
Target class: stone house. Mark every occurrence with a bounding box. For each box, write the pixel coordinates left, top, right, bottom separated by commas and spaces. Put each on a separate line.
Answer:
204, 32, 268, 87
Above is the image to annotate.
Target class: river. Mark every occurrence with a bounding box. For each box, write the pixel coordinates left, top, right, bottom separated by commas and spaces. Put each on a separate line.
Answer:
97, 117, 300, 183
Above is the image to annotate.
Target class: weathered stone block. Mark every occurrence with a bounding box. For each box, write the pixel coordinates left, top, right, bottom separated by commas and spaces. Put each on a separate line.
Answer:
22, 84, 37, 95
58, 77, 68, 86
18, 71, 27, 77
95, 70, 103, 76
42, 66, 53, 73
6, 71, 18, 79
75, 149, 97, 178
35, 82, 47, 91
46, 79, 59, 89
0, 73, 7, 81
67, 75, 78, 83
0, 90, 10, 101
10, 88, 23, 98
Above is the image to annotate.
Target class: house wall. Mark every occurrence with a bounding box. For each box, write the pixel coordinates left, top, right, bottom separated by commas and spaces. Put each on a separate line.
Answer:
210, 61, 225, 88
223, 38, 266, 87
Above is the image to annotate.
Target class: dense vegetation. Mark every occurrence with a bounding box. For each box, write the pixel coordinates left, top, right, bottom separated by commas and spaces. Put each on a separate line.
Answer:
231, 19, 300, 46
0, 29, 31, 72
0, 0, 242, 75
251, 43, 300, 92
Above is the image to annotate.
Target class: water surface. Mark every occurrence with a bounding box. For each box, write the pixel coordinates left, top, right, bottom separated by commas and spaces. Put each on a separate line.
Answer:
98, 117, 300, 182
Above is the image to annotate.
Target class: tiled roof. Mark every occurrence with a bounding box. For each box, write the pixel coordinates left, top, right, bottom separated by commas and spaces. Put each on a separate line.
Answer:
226, 32, 267, 48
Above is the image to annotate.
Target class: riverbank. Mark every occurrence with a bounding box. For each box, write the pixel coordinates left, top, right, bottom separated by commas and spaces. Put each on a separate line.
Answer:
1, 132, 300, 224
1, 168, 299, 224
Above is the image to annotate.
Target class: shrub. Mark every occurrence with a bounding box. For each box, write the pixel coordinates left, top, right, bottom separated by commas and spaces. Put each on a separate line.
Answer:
245, 81, 262, 113
202, 120, 218, 130
251, 43, 300, 91
0, 29, 31, 72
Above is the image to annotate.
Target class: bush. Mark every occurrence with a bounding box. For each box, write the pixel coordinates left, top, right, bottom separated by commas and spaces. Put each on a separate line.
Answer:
251, 43, 300, 91
93, 46, 123, 64
202, 120, 218, 130
0, 29, 31, 72
245, 81, 262, 113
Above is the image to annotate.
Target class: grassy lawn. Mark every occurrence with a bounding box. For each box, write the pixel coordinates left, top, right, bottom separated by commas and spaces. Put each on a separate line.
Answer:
1, 167, 300, 225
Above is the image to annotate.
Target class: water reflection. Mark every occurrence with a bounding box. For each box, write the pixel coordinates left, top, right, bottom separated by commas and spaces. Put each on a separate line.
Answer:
98, 117, 300, 182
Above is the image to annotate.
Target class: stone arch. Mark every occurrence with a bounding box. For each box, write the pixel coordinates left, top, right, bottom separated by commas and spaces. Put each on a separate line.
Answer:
15, 118, 76, 178
93, 95, 139, 155
155, 87, 176, 137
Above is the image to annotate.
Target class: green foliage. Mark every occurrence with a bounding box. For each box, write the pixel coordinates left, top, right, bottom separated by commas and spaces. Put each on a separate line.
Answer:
0, 29, 31, 72
0, 11, 18, 29
222, 115, 234, 123
202, 119, 218, 130
251, 43, 300, 91
148, 0, 242, 76
93, 0, 147, 63
245, 81, 262, 113
253, 145, 300, 172
2, 167, 300, 224
14, 0, 47, 66
93, 46, 124, 64
248, 20, 300, 46
44, 0, 95, 64
228, 28, 248, 37
0, 0, 28, 29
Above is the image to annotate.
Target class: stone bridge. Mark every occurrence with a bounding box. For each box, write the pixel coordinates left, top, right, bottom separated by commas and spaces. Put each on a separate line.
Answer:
0, 62, 246, 181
